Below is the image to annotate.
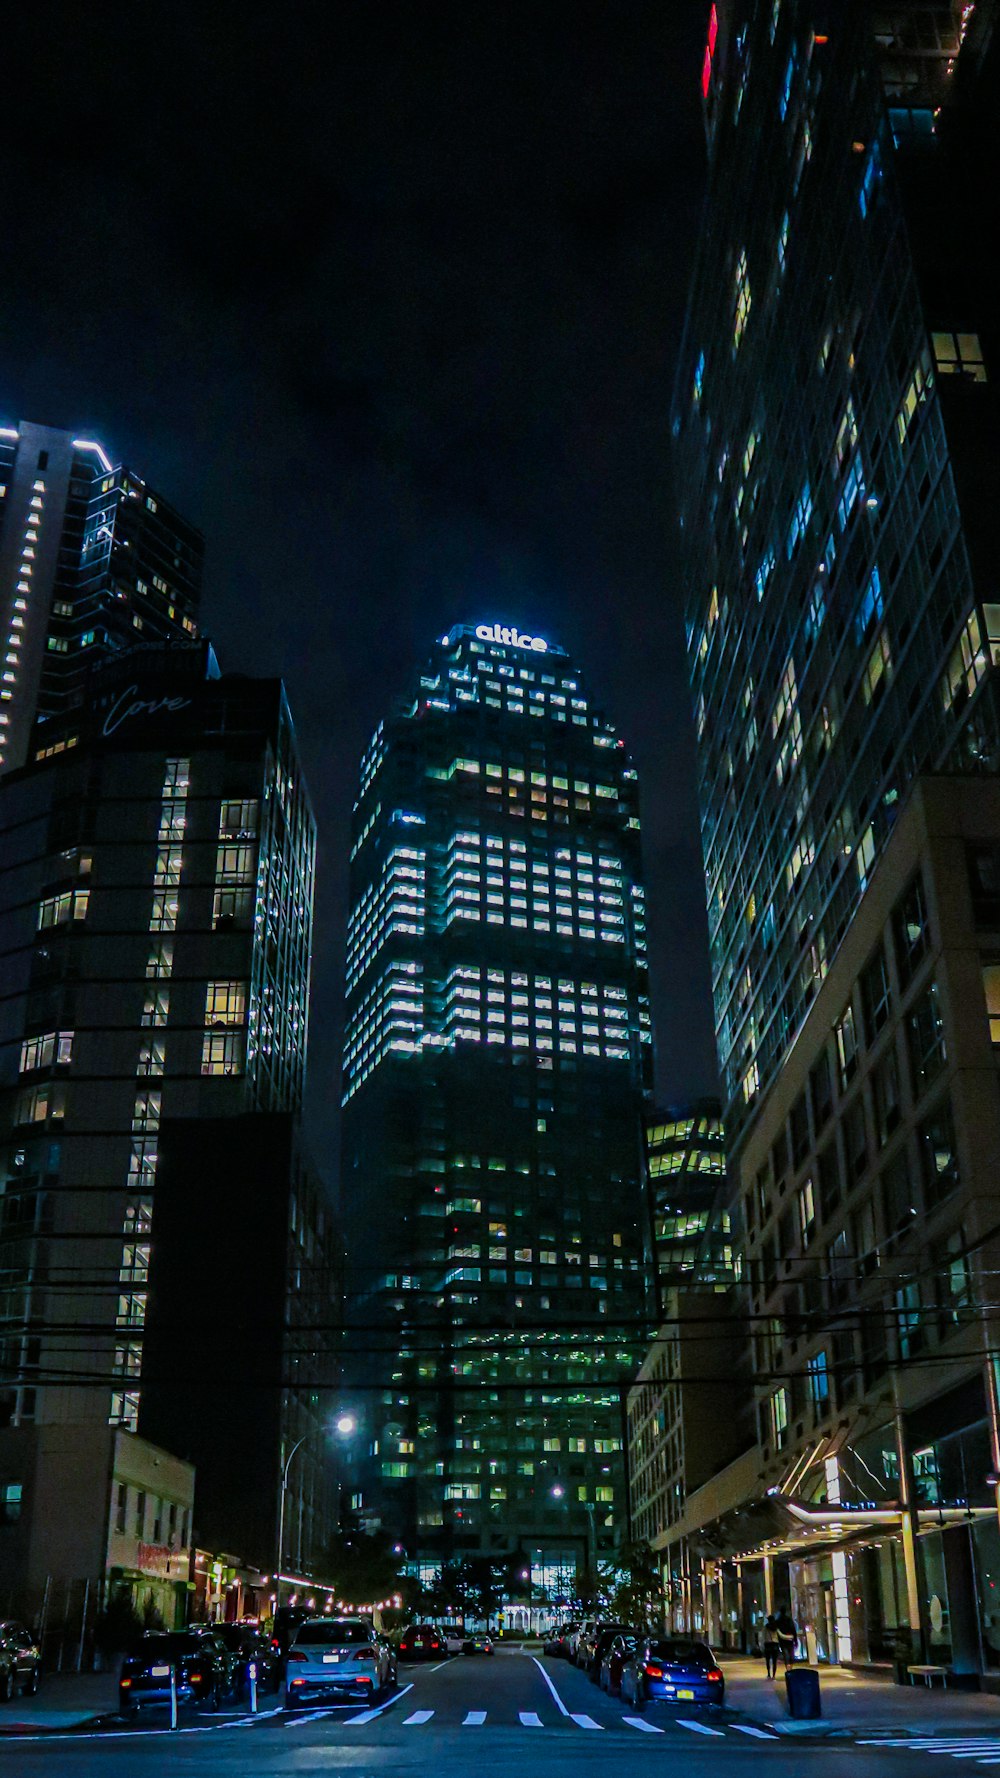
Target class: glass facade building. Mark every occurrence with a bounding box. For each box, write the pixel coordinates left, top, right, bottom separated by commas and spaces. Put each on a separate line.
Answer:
340, 621, 653, 1580
673, 0, 999, 1148
647, 1100, 730, 1297
0, 419, 203, 776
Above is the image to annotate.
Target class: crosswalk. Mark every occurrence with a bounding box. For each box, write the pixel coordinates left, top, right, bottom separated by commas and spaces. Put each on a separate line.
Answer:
338, 1705, 777, 1739
858, 1737, 1000, 1764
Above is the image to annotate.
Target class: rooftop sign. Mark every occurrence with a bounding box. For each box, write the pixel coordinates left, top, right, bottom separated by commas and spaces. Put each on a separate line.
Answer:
475, 623, 547, 653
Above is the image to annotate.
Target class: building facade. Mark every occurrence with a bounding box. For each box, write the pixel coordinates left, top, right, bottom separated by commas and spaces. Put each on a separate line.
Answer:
647, 1100, 729, 1301
664, 0, 1000, 1671
675, 0, 999, 1146
0, 419, 203, 776
340, 621, 654, 1592
0, 642, 331, 1611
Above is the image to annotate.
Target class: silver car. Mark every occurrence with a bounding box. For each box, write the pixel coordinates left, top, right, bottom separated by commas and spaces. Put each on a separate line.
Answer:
285, 1616, 396, 1707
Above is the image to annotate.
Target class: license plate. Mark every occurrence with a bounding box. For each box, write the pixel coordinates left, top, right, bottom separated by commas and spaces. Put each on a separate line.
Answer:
151, 1665, 171, 1677
322, 1654, 340, 1663
678, 1688, 695, 1699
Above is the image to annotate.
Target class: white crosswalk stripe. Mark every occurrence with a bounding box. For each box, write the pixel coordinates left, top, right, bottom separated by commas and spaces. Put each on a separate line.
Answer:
519, 1711, 544, 1726
464, 1710, 487, 1725
732, 1723, 780, 1739
678, 1717, 725, 1736
570, 1713, 603, 1729
623, 1715, 664, 1733
403, 1709, 434, 1724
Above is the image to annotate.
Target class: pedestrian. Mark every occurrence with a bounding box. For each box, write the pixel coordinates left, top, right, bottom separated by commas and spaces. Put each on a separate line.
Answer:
775, 1608, 798, 1669
762, 1613, 781, 1679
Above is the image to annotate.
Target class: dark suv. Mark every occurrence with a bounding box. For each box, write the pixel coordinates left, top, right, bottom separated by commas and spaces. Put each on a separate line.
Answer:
119, 1629, 237, 1713
0, 1622, 40, 1700
214, 1623, 280, 1697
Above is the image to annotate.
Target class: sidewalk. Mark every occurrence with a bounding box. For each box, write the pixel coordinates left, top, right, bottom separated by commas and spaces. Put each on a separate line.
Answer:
0, 1671, 118, 1733
723, 1655, 1000, 1737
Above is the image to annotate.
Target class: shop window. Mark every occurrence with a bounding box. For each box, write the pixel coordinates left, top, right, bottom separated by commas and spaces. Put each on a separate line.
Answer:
907, 980, 947, 1095
920, 1101, 960, 1211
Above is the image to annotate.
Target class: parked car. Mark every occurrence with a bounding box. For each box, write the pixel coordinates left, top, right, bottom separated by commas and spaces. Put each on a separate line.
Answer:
270, 1604, 312, 1660
575, 1620, 626, 1673
599, 1632, 637, 1695
585, 1624, 632, 1682
398, 1623, 445, 1661
214, 1623, 280, 1697
285, 1616, 395, 1708
543, 1621, 578, 1658
567, 1619, 597, 1663
444, 1626, 466, 1653
462, 1632, 494, 1656
119, 1629, 236, 1714
0, 1621, 40, 1699
621, 1637, 725, 1710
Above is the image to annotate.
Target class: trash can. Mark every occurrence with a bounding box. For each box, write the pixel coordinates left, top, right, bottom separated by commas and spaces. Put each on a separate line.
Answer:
785, 1665, 822, 1719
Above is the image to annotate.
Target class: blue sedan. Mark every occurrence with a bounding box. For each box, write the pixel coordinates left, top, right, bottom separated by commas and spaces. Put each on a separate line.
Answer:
621, 1637, 725, 1709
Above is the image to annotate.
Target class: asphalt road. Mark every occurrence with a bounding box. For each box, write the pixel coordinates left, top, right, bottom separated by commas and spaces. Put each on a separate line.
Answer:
3, 1648, 998, 1775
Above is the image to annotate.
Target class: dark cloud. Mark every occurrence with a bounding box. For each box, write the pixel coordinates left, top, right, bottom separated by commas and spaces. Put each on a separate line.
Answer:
0, 0, 719, 1152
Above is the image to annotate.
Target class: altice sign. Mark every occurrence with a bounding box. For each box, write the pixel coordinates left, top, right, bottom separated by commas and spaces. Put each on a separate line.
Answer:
475, 623, 548, 653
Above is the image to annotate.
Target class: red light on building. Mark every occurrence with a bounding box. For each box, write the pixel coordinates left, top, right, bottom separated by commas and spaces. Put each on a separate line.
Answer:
703, 5, 719, 99
708, 4, 718, 55
702, 46, 712, 97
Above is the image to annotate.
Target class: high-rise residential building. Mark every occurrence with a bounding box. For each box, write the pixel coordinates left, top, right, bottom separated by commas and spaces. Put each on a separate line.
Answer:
664, 0, 1000, 1671
340, 621, 653, 1593
0, 418, 203, 776
0, 641, 334, 1617
675, 0, 998, 1148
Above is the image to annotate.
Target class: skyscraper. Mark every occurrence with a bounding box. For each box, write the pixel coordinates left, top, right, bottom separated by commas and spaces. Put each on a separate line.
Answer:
0, 641, 333, 1607
0, 419, 203, 776
674, 0, 999, 1149
340, 621, 653, 1590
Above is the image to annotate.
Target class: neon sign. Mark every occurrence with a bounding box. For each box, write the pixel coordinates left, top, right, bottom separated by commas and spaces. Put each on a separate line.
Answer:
474, 623, 548, 653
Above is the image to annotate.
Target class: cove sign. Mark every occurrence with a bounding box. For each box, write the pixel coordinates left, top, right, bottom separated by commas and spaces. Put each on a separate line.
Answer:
475, 623, 548, 653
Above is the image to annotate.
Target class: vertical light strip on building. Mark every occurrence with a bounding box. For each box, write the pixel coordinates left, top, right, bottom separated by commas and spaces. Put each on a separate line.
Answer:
109, 756, 189, 1427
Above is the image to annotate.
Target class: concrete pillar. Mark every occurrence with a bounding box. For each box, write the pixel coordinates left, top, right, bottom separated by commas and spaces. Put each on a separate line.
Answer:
895, 1411, 926, 1661
763, 1553, 774, 1615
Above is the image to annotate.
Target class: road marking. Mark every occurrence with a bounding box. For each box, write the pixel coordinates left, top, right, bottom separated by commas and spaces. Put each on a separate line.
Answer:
345, 1683, 414, 1725
732, 1723, 779, 1739
531, 1654, 569, 1716
677, 1717, 725, 1736
571, 1713, 603, 1730
519, 1711, 544, 1727
464, 1711, 487, 1725
403, 1709, 434, 1724
428, 1657, 455, 1672
623, 1716, 664, 1733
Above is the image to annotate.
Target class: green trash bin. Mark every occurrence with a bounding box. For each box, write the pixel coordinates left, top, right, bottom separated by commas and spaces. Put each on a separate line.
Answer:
785, 1665, 822, 1719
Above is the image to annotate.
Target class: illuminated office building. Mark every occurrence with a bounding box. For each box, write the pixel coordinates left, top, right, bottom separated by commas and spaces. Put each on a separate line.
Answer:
340, 622, 653, 1583
646, 1100, 730, 1298
0, 418, 203, 776
674, 1, 999, 1148
0, 642, 335, 1606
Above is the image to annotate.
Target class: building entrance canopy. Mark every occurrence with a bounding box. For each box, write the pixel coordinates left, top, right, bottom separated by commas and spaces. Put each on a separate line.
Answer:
691, 1494, 996, 1565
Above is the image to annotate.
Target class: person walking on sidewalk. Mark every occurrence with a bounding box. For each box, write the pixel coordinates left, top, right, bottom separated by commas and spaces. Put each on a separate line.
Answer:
762, 1613, 781, 1679
775, 1608, 798, 1668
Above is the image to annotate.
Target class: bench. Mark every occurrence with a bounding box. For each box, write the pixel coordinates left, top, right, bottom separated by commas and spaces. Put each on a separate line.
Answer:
907, 1665, 948, 1689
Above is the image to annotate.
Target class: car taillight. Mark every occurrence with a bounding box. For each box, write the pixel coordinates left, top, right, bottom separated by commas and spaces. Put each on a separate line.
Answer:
644, 1663, 663, 1678
120, 1677, 132, 1688
189, 1672, 202, 1683
287, 1650, 308, 1662
706, 1668, 723, 1683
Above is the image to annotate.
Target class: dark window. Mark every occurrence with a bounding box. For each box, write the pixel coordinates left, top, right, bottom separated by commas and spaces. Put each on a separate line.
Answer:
908, 980, 947, 1096
115, 1483, 127, 1534
882, 1147, 917, 1232
938, 1228, 972, 1328
295, 1621, 374, 1646
894, 872, 931, 989
790, 1092, 810, 1169
828, 1227, 850, 1305
37, 450, 49, 470
810, 1046, 833, 1133
135, 1490, 146, 1538
860, 943, 891, 1040
844, 1096, 868, 1183
967, 843, 1000, 927
873, 1046, 901, 1143
861, 1307, 889, 1387
896, 1280, 927, 1359
771, 1129, 789, 1191
920, 1100, 960, 1210
0, 1483, 23, 1525
818, 1138, 842, 1219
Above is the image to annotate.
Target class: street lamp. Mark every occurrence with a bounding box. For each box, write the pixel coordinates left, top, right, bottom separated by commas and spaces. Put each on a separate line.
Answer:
276, 1413, 358, 1607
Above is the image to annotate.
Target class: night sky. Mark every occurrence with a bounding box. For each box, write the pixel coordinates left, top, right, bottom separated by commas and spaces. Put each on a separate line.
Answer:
1, 2, 718, 1158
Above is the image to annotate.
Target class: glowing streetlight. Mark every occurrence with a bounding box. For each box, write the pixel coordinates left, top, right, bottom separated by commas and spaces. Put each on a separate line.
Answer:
335, 1413, 357, 1436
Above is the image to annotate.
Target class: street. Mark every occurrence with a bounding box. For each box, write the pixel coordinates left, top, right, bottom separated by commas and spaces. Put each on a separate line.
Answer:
5, 1649, 998, 1776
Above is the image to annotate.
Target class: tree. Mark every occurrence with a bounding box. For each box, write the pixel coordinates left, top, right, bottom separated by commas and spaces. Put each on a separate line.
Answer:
321, 1529, 403, 1606
94, 1586, 143, 1659
604, 1540, 663, 1628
